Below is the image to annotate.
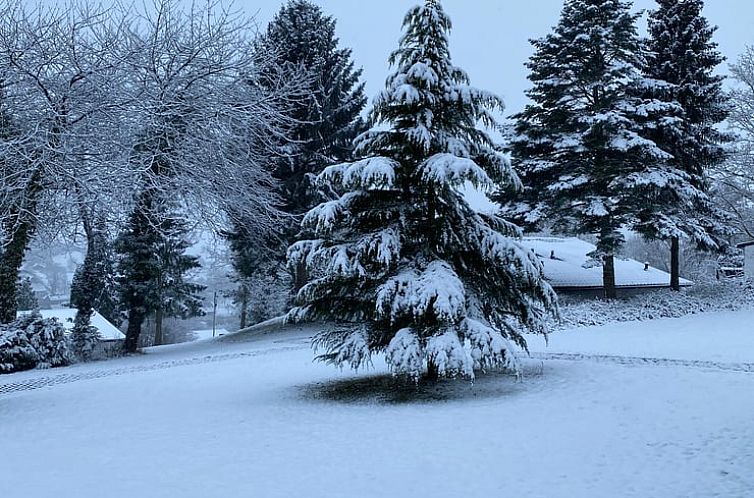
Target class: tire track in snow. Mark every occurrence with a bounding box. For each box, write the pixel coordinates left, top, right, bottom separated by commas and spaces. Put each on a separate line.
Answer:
0, 344, 308, 396
3, 346, 752, 397
530, 352, 754, 373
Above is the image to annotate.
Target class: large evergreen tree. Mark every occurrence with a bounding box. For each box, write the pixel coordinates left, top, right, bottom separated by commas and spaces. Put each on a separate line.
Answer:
0, 78, 38, 324
634, 0, 730, 290
227, 0, 368, 306
288, 0, 555, 381
255, 0, 367, 215
500, 0, 674, 299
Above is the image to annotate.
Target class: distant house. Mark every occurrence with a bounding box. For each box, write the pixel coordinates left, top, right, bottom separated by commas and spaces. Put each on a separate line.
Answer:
17, 308, 125, 342
737, 240, 754, 280
521, 237, 693, 299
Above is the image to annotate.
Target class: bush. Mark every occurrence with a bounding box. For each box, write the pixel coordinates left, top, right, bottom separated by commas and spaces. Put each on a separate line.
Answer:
551, 280, 754, 331
0, 313, 72, 373
72, 323, 101, 361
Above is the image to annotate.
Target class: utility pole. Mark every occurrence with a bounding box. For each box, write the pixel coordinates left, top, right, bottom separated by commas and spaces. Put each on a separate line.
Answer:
212, 290, 218, 338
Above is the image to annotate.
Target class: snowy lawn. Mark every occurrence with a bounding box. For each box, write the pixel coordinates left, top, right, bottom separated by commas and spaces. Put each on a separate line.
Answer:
1, 314, 753, 498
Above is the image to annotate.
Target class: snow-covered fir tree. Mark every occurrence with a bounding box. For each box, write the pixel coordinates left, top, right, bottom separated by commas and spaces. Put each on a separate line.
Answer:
634, 0, 731, 290
288, 0, 556, 381
500, 0, 675, 299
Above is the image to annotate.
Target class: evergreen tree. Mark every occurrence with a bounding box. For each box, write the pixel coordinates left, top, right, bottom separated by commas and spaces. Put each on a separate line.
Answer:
115, 200, 204, 351
229, 0, 368, 299
288, 0, 556, 381
115, 192, 163, 353
70, 219, 121, 360
500, 0, 675, 299
255, 0, 367, 215
15, 277, 37, 311
634, 0, 731, 290
70, 221, 120, 317
151, 216, 205, 346
224, 221, 286, 329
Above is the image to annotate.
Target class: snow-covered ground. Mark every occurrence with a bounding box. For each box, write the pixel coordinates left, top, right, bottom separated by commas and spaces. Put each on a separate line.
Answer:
1, 313, 753, 498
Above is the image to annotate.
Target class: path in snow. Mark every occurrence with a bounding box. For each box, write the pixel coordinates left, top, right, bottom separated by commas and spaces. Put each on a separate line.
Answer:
530, 352, 754, 373
4, 346, 753, 397
0, 345, 307, 396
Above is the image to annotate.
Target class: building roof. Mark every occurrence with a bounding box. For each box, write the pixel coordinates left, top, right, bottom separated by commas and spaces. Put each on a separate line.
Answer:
521, 237, 693, 290
17, 308, 125, 341
191, 329, 231, 341
736, 240, 754, 249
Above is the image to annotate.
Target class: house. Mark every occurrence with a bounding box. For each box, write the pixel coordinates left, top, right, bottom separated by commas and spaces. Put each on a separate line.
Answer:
737, 240, 754, 279
521, 237, 693, 299
17, 308, 125, 342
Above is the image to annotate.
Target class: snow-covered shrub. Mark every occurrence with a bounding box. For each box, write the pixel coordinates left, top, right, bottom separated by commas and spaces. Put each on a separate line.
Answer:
0, 313, 72, 373
551, 281, 754, 331
72, 323, 101, 361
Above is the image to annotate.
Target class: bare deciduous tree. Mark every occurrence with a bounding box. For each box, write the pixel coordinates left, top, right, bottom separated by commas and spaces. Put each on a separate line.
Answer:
0, 0, 129, 323
115, 0, 302, 352
715, 46, 754, 239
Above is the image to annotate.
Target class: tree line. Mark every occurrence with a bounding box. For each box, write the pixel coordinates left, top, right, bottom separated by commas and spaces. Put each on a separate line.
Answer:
1, 0, 753, 379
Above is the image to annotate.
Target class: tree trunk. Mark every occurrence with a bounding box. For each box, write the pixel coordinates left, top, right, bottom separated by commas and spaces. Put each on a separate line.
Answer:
670, 236, 681, 292
154, 306, 164, 346
603, 254, 617, 300
425, 359, 439, 382
0, 219, 35, 323
123, 307, 145, 353
293, 259, 308, 294
0, 165, 44, 323
239, 284, 249, 330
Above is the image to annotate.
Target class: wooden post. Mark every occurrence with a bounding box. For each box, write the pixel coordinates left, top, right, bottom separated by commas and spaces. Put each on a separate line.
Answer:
212, 291, 218, 338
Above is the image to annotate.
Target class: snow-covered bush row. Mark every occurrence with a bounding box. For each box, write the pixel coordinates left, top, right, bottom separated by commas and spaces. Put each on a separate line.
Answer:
0, 313, 72, 374
551, 281, 754, 331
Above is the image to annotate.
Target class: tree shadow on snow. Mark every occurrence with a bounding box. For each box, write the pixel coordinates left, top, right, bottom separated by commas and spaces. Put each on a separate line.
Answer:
298, 363, 546, 405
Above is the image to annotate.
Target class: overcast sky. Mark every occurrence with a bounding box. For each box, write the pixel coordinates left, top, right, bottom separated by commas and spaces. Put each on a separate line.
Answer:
238, 0, 753, 117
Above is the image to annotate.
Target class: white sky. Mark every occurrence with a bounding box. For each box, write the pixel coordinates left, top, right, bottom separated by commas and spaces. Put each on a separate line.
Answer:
238, 0, 752, 117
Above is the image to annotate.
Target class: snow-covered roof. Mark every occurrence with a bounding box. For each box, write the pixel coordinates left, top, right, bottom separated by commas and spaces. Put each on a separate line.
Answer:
520, 237, 692, 290
17, 309, 125, 341
191, 329, 231, 341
